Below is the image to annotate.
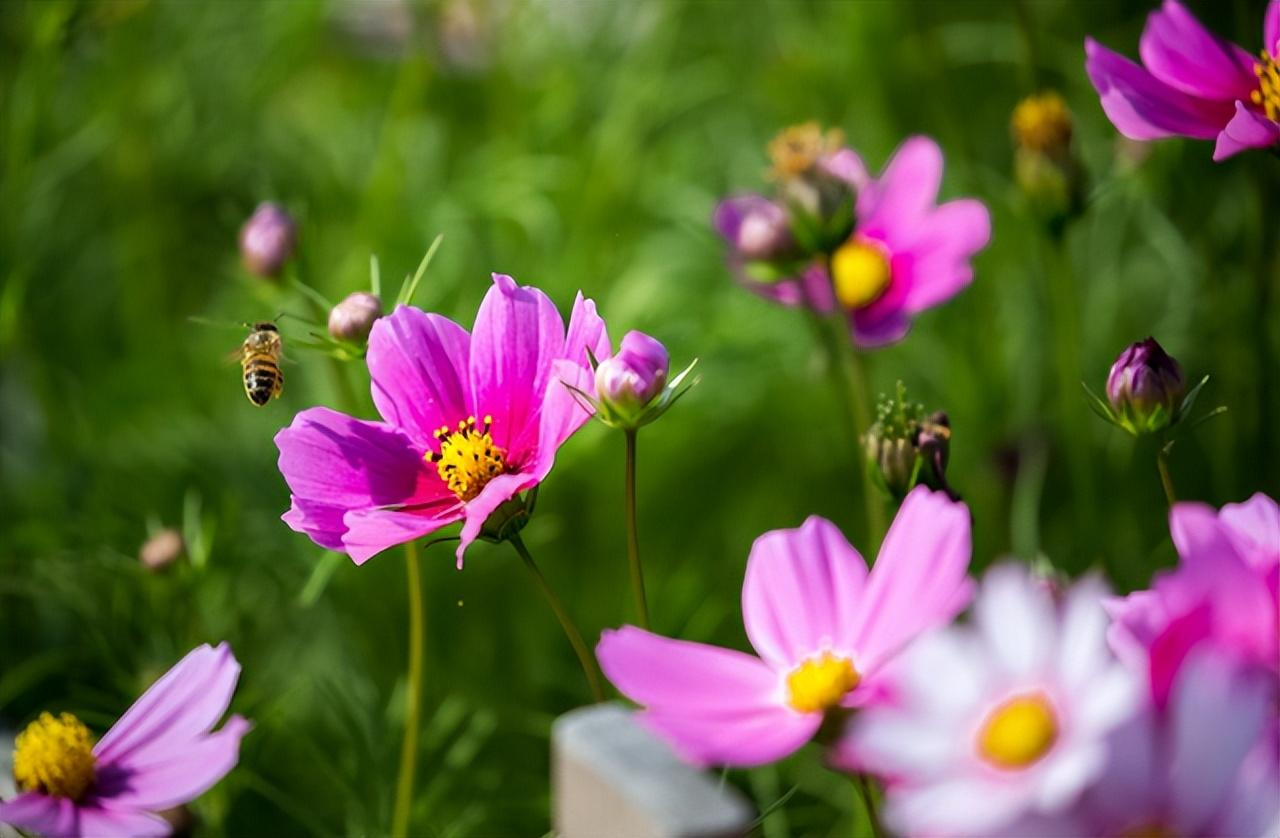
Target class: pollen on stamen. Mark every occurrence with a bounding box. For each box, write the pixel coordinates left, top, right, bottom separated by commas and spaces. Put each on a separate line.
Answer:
425, 414, 509, 501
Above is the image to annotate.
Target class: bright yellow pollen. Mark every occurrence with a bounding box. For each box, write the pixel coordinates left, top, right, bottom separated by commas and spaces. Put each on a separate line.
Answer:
977, 693, 1058, 770
786, 652, 860, 713
1251, 51, 1280, 122
13, 712, 97, 800
427, 415, 508, 502
831, 240, 892, 310
1011, 92, 1074, 154
768, 121, 844, 179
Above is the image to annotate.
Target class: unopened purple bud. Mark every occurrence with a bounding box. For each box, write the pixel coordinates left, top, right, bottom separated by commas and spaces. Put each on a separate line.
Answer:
596, 331, 669, 417
329, 291, 384, 343
1106, 337, 1186, 433
239, 202, 297, 278
713, 196, 791, 261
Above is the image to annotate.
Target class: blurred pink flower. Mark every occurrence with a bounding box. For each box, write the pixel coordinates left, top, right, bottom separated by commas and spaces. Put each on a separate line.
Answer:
275, 274, 609, 567
1106, 493, 1279, 708
596, 487, 973, 767
843, 565, 1140, 837
1085, 0, 1280, 161
713, 137, 990, 348
0, 644, 249, 838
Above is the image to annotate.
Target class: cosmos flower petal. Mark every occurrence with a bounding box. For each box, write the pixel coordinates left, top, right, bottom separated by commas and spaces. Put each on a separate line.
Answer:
740, 516, 869, 670
851, 487, 973, 671
69, 806, 170, 838
1032, 741, 1106, 812
341, 505, 462, 566
98, 716, 251, 811
822, 148, 871, 191
1217, 492, 1280, 570
974, 562, 1055, 677
1213, 101, 1280, 161
1055, 574, 1112, 694
0, 794, 77, 838
1268, 0, 1280, 58
367, 305, 473, 449
533, 293, 610, 474
1168, 651, 1273, 834
453, 471, 540, 567
902, 198, 991, 314
849, 308, 912, 348
638, 705, 819, 768
1138, 0, 1258, 100
1084, 37, 1232, 140
883, 778, 1030, 838
469, 274, 567, 454
834, 709, 959, 778
95, 643, 239, 764
858, 136, 943, 247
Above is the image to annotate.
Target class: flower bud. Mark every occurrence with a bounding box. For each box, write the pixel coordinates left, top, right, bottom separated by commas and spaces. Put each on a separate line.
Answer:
596, 331, 669, 420
328, 291, 383, 343
863, 383, 926, 500
239, 202, 297, 278
1106, 337, 1187, 434
713, 196, 792, 261
139, 528, 184, 571
1011, 92, 1083, 225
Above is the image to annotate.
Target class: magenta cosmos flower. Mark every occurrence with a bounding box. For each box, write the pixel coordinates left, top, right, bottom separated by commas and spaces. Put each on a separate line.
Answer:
0, 643, 249, 838
715, 137, 990, 347
1106, 493, 1279, 708
1085, 0, 1280, 161
276, 274, 609, 567
596, 486, 973, 767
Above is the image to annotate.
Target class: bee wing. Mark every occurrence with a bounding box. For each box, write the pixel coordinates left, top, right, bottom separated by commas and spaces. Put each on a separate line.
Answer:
224, 346, 247, 366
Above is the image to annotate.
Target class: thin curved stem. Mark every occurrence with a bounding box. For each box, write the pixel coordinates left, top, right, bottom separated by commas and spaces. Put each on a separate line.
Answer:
854, 774, 885, 838
391, 539, 424, 838
624, 429, 650, 629
509, 534, 606, 702
1157, 441, 1177, 508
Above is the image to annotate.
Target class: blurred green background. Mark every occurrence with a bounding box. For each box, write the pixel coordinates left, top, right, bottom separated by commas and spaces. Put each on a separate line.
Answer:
2, 0, 1277, 835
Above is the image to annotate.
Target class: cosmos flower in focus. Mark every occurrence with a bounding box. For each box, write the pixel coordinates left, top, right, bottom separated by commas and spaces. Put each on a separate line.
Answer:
1085, 0, 1280, 161
275, 273, 609, 567
844, 564, 1139, 837
0, 644, 249, 838
597, 487, 973, 767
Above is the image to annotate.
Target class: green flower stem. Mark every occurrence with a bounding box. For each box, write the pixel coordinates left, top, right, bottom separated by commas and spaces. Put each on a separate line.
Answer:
854, 774, 885, 838
1156, 441, 1177, 508
391, 539, 424, 838
624, 428, 650, 629
509, 534, 606, 703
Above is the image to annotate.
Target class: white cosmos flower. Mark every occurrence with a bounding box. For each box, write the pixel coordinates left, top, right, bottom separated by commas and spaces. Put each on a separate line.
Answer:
838, 563, 1141, 837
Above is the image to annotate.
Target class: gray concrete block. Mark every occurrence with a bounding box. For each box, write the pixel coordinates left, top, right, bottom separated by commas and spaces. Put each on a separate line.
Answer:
553, 704, 753, 838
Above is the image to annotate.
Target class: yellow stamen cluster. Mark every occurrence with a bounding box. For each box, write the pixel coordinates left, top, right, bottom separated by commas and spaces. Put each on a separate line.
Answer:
786, 652, 860, 713
831, 239, 892, 310
1011, 92, 1074, 154
1252, 50, 1280, 122
768, 121, 844, 179
427, 415, 508, 502
13, 712, 97, 800
977, 693, 1058, 770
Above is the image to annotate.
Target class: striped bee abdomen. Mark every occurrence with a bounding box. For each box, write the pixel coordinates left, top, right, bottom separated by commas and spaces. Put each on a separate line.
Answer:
242, 356, 283, 406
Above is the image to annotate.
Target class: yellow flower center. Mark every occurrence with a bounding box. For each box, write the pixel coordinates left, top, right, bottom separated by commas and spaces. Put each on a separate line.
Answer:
831, 240, 892, 310
426, 415, 508, 502
1011, 92, 1074, 154
13, 712, 97, 800
786, 652, 860, 713
977, 693, 1058, 770
1252, 51, 1280, 122
768, 121, 844, 179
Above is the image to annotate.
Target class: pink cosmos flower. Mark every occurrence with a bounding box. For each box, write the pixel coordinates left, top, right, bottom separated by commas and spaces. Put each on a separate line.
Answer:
844, 565, 1140, 837
714, 137, 990, 348
1085, 0, 1280, 161
1106, 493, 1279, 708
0, 643, 250, 838
596, 486, 973, 767
275, 273, 609, 567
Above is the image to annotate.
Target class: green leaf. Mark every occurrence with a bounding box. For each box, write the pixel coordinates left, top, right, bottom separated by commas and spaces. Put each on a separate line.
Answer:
1174, 374, 1210, 424
397, 233, 445, 307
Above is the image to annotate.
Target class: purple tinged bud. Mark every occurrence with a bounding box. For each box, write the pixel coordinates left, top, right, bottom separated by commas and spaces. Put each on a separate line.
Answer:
1106, 337, 1187, 433
713, 196, 791, 261
329, 291, 384, 343
239, 202, 297, 278
596, 331, 669, 416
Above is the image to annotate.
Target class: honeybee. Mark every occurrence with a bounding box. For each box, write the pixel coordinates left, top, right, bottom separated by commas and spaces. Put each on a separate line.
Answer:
239, 322, 284, 406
